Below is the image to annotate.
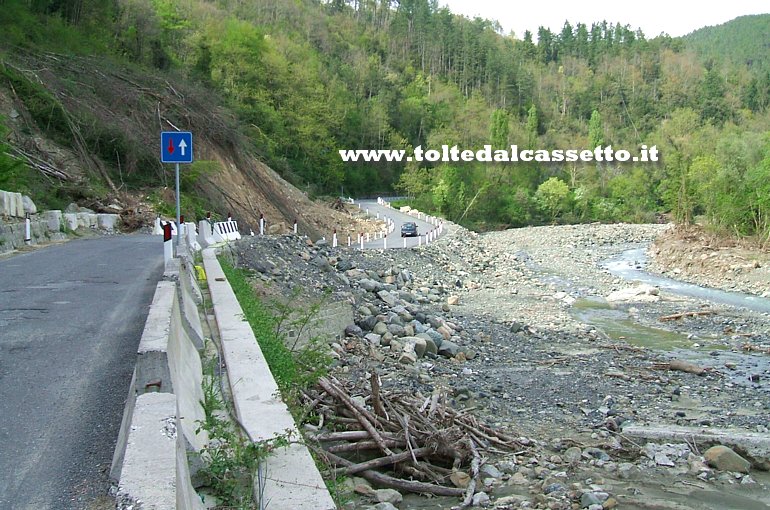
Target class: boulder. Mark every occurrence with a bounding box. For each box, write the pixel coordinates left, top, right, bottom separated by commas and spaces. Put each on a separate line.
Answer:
704, 445, 751, 473
377, 290, 397, 307
374, 488, 402, 505
22, 195, 36, 215
438, 340, 460, 358
345, 324, 364, 337
402, 336, 427, 357
606, 284, 660, 303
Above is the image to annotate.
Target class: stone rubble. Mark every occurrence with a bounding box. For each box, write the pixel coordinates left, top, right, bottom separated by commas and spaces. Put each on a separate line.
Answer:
229, 220, 770, 510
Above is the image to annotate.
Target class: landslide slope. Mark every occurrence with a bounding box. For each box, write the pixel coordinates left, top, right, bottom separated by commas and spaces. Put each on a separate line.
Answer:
0, 49, 352, 238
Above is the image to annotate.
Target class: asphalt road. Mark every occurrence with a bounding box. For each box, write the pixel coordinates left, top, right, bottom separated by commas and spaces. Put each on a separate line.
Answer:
0, 235, 164, 510
356, 200, 441, 249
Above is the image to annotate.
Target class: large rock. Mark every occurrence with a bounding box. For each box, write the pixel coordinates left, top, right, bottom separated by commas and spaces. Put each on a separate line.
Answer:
22, 195, 36, 215
387, 324, 406, 337
402, 336, 427, 357
438, 340, 460, 358
704, 445, 751, 473
424, 329, 444, 347
357, 315, 378, 332
423, 337, 438, 355
374, 488, 403, 504
606, 284, 660, 303
373, 321, 389, 336
360, 278, 382, 292
345, 324, 364, 337
377, 290, 397, 307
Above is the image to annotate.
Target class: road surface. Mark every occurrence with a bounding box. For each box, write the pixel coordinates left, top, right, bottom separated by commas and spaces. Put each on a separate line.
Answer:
0, 235, 164, 509
356, 200, 442, 249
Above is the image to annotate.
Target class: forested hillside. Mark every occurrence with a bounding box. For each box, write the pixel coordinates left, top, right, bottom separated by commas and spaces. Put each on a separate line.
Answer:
0, 1, 768, 241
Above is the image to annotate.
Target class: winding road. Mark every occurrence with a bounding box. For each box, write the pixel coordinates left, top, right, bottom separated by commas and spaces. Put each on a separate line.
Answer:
0, 235, 163, 509
356, 199, 443, 249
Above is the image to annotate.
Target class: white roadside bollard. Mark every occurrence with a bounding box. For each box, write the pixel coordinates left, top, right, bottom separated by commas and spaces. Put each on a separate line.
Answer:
384, 235, 387, 249
24, 213, 31, 245
293, 219, 298, 235
403, 237, 406, 248
348, 235, 351, 247
418, 236, 422, 247
366, 208, 369, 215
259, 213, 265, 236
366, 232, 370, 242
152, 215, 163, 235
163, 223, 173, 266
360, 233, 364, 250
333, 229, 338, 248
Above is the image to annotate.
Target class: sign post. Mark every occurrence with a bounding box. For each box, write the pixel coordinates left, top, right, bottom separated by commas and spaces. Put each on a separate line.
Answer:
161, 131, 193, 253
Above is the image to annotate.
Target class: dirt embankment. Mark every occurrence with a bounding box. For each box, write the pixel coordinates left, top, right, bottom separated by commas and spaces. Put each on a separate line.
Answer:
649, 226, 770, 297
0, 50, 365, 239
230, 222, 770, 510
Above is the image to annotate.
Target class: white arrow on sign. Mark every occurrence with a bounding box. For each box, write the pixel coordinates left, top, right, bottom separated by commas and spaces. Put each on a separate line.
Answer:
178, 139, 187, 156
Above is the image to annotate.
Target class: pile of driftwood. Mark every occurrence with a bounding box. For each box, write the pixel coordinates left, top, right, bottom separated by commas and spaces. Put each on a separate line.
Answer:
304, 375, 527, 506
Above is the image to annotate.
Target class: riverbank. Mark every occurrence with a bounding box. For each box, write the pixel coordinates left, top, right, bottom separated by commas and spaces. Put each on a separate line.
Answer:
228, 222, 770, 510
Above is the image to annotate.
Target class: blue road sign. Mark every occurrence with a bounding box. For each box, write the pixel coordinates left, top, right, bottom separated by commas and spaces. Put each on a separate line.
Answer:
161, 131, 193, 164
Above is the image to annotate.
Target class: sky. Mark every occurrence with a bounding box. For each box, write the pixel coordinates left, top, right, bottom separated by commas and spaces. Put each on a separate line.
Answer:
440, 0, 770, 39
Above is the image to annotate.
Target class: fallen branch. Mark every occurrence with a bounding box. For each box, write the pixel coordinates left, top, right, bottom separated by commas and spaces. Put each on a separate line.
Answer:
659, 310, 715, 321
315, 448, 465, 497
345, 447, 432, 475
318, 377, 393, 456
652, 360, 706, 375
457, 439, 480, 509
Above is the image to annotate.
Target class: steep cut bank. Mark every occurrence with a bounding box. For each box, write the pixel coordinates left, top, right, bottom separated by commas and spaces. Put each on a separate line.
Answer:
0, 50, 357, 239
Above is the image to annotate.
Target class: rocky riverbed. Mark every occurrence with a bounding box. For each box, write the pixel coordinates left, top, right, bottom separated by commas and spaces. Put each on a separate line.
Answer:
227, 221, 770, 510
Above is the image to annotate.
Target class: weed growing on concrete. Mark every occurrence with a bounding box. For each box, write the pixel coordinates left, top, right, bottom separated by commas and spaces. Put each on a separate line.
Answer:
197, 353, 292, 509
218, 258, 330, 402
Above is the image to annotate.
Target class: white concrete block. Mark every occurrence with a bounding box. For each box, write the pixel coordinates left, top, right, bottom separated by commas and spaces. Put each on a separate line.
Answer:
63, 213, 79, 231
115, 393, 178, 510
97, 213, 119, 231
44, 210, 62, 232
77, 212, 97, 229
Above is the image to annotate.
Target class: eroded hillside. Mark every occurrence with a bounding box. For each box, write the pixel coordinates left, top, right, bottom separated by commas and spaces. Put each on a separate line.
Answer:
0, 50, 360, 239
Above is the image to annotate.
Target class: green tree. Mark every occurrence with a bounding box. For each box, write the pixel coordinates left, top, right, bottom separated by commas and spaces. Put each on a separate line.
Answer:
535, 177, 570, 222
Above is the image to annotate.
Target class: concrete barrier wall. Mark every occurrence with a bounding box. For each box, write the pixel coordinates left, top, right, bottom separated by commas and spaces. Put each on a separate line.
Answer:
114, 393, 204, 510
113, 275, 207, 509
202, 248, 336, 510
0, 190, 25, 217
